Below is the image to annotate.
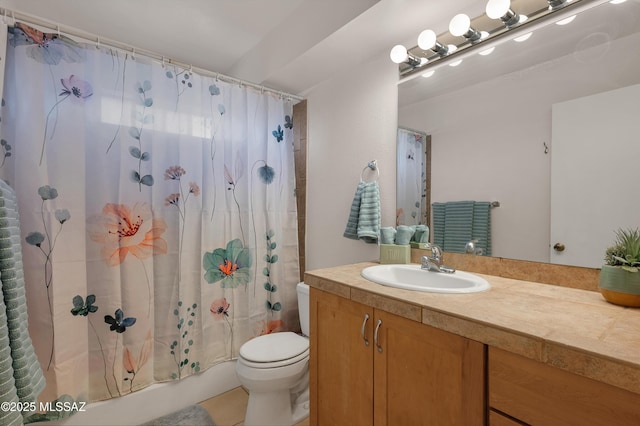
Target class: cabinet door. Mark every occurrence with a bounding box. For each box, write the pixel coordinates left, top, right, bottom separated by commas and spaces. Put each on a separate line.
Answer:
374, 310, 485, 426
310, 288, 373, 426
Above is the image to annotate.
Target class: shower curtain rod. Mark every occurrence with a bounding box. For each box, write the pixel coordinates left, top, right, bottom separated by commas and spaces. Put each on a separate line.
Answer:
0, 7, 305, 103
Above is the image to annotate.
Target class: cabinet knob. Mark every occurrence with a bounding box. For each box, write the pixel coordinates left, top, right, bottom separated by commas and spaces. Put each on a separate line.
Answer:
553, 243, 565, 252
374, 319, 383, 353
361, 314, 370, 346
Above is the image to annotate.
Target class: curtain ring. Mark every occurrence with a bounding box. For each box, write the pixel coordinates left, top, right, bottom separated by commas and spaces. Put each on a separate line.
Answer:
131, 48, 136, 60
95, 36, 100, 49
189, 64, 193, 74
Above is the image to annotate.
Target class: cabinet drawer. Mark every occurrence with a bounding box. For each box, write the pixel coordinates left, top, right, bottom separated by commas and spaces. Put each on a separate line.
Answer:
489, 347, 640, 425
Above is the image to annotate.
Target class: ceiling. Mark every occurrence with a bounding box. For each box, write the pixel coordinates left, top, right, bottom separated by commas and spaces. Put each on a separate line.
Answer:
0, 0, 482, 96
1, 0, 636, 99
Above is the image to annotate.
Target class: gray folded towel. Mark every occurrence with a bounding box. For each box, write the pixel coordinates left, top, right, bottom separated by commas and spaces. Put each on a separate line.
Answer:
380, 227, 396, 244
395, 225, 415, 245
414, 225, 429, 243
344, 181, 381, 244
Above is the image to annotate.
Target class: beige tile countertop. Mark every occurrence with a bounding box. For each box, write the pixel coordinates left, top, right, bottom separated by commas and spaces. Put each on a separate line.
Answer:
304, 261, 640, 395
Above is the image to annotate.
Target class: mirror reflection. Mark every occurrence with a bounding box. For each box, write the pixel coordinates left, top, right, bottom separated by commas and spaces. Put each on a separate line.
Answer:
396, 128, 430, 227
397, 0, 640, 267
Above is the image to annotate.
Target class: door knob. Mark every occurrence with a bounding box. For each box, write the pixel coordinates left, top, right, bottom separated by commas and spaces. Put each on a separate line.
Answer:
553, 243, 565, 252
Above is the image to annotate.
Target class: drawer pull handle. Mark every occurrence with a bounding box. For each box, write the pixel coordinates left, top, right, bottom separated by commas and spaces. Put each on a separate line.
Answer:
361, 314, 370, 346
374, 319, 383, 353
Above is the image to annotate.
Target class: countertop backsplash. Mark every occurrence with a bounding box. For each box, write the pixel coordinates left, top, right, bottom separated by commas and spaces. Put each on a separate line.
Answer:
411, 250, 601, 292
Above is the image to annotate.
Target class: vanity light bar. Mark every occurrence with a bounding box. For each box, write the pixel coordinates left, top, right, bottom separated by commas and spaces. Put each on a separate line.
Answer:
398, 0, 611, 83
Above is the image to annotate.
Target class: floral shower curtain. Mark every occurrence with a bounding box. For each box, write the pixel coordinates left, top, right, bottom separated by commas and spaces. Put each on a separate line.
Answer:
0, 23, 300, 408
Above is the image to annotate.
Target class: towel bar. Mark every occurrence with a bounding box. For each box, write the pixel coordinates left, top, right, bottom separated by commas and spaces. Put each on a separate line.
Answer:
361, 160, 379, 182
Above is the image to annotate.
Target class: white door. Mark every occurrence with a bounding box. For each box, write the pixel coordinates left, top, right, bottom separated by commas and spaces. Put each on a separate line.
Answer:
550, 84, 640, 268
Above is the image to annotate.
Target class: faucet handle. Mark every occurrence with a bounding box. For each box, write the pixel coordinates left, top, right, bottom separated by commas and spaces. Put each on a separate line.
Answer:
465, 240, 477, 254
429, 244, 442, 259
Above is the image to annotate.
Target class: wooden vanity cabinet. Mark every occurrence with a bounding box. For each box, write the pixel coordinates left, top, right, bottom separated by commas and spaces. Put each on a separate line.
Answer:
489, 347, 640, 425
310, 287, 485, 426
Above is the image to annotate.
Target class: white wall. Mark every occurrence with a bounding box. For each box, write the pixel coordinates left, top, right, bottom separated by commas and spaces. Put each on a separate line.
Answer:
305, 54, 398, 270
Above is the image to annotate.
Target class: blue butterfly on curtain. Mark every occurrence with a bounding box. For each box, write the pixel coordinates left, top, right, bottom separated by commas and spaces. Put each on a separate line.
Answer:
105, 309, 137, 333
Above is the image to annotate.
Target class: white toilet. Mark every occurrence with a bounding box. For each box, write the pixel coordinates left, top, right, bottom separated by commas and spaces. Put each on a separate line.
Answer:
236, 282, 310, 426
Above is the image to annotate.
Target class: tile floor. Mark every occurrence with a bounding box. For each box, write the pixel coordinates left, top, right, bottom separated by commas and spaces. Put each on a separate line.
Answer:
199, 387, 310, 426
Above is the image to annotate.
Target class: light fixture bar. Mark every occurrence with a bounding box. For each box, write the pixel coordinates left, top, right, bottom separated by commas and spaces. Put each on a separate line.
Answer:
399, 0, 610, 83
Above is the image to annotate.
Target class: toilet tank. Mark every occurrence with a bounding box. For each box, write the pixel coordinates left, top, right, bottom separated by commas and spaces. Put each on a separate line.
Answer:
296, 282, 310, 336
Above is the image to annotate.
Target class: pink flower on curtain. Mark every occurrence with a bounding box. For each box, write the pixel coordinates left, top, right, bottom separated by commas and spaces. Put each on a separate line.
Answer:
164, 166, 186, 180
210, 298, 234, 358
88, 202, 167, 267
40, 74, 93, 165
210, 298, 230, 319
60, 75, 93, 102
189, 182, 200, 196
165, 193, 180, 206
163, 165, 200, 285
123, 330, 152, 392
89, 202, 167, 318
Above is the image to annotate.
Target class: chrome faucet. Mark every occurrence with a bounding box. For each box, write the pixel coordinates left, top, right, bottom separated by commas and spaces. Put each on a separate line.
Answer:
421, 245, 456, 274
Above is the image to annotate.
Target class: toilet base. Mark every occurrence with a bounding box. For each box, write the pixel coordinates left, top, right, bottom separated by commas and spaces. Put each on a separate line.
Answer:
244, 388, 309, 426
291, 388, 310, 424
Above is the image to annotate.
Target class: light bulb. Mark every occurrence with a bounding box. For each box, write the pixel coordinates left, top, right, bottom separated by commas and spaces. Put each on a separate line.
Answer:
486, 0, 511, 19
390, 45, 408, 64
418, 30, 437, 50
449, 14, 471, 37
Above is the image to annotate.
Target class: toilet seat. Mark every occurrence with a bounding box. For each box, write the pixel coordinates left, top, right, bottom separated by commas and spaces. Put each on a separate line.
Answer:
239, 332, 309, 369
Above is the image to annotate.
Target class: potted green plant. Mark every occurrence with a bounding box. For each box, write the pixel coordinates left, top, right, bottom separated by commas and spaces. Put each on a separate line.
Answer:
599, 228, 640, 307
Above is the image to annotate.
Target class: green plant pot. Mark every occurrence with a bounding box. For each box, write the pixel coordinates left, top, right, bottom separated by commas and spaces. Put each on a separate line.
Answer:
599, 265, 640, 307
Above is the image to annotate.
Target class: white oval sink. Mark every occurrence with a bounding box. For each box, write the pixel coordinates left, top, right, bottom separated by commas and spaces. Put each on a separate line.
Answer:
361, 264, 490, 294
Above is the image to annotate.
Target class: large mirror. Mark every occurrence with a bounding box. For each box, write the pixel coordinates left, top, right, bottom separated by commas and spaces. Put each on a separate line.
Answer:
397, 0, 640, 268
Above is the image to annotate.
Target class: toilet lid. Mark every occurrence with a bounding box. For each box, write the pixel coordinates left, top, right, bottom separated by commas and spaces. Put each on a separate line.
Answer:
240, 332, 309, 363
